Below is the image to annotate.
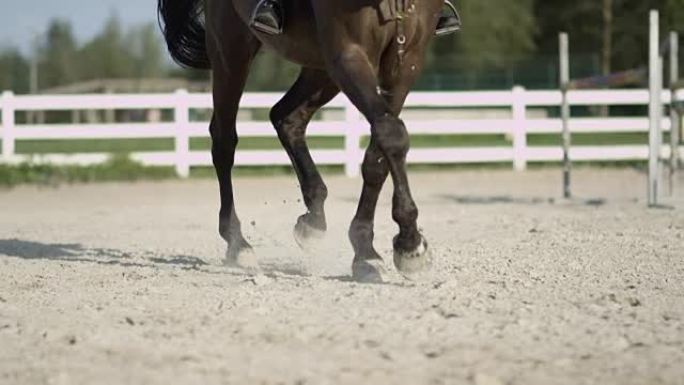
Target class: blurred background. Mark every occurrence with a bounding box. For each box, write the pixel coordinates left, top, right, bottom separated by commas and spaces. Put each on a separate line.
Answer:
2, 0, 683, 93
0, 0, 683, 189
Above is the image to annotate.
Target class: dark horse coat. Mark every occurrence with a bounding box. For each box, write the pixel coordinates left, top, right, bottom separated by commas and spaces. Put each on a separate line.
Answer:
158, 0, 443, 282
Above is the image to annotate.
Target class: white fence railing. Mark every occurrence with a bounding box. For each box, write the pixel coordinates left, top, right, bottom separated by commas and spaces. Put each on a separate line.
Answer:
1, 88, 683, 178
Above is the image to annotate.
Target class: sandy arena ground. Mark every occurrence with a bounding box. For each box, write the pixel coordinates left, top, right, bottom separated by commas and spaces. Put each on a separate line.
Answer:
0, 168, 683, 385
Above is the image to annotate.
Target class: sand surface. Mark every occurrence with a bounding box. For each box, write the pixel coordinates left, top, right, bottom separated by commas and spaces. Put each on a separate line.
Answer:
1, 168, 683, 385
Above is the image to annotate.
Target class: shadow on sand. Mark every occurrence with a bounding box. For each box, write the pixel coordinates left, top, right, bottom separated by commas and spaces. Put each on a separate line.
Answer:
0, 239, 371, 283
0, 239, 207, 269
439, 194, 606, 207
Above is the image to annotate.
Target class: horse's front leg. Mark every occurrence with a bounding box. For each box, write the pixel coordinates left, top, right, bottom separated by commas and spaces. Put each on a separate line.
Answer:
349, 64, 430, 282
310, 15, 430, 282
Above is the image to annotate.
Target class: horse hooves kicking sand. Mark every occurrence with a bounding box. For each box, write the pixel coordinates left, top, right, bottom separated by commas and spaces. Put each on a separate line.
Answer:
158, 0, 451, 280
293, 215, 326, 250
224, 246, 260, 272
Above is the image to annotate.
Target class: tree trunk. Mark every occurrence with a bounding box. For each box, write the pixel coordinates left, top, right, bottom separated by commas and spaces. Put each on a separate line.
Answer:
601, 0, 613, 116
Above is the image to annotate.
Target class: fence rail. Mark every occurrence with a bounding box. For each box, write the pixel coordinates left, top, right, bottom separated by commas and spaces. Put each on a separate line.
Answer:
1, 88, 683, 178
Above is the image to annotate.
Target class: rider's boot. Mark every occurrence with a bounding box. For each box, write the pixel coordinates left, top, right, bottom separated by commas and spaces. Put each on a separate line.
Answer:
250, 0, 284, 35
435, 0, 461, 37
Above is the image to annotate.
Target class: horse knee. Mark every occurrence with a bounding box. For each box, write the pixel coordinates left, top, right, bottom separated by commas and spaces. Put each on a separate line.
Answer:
372, 115, 410, 158
210, 118, 239, 147
210, 121, 238, 168
269, 104, 286, 131
211, 133, 238, 159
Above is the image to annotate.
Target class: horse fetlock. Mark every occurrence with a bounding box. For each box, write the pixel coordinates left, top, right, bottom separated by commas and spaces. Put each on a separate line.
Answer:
303, 182, 328, 210
298, 212, 327, 232
392, 201, 418, 227
348, 219, 374, 246
392, 227, 422, 254
218, 215, 243, 242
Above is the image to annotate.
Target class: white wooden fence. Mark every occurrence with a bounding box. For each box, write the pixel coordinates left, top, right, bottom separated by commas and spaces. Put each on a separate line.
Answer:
1, 88, 683, 178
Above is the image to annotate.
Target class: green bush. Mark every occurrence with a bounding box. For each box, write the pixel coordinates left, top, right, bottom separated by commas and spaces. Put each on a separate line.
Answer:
0, 154, 177, 187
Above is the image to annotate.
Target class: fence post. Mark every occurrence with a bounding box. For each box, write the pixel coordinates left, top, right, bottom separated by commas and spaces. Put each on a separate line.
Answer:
560, 33, 572, 198
669, 31, 679, 195
648, 10, 662, 207
174, 89, 191, 178
512, 86, 527, 171
1, 91, 15, 163
344, 97, 362, 178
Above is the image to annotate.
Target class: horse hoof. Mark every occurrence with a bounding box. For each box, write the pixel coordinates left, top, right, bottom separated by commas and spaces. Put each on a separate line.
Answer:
352, 259, 387, 284
393, 236, 431, 274
294, 218, 325, 250
224, 247, 261, 273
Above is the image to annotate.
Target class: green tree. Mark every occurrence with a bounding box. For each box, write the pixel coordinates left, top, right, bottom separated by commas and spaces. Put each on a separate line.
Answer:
38, 20, 78, 89
78, 15, 135, 80
127, 23, 165, 78
0, 48, 29, 93
423, 0, 537, 89
535, 0, 684, 75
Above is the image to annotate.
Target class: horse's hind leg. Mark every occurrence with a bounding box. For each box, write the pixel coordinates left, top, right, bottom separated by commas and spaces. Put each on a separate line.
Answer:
270, 68, 340, 247
206, 7, 261, 269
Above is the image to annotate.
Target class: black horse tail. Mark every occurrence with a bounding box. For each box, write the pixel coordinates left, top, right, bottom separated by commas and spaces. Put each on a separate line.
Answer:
157, 0, 211, 69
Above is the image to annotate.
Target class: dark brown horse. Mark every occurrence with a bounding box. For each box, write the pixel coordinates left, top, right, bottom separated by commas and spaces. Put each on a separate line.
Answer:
158, 0, 442, 282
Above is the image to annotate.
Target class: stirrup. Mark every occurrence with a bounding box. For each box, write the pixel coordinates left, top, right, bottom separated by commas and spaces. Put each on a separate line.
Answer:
435, 0, 461, 37
249, 0, 284, 35
252, 20, 283, 35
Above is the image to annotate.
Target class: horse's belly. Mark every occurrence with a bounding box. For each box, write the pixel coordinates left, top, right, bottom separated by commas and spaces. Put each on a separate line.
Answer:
257, 34, 326, 69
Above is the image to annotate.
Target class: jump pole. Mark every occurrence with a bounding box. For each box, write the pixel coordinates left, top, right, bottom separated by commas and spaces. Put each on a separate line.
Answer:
561, 10, 665, 206
669, 31, 680, 195
648, 10, 662, 207
559, 33, 571, 199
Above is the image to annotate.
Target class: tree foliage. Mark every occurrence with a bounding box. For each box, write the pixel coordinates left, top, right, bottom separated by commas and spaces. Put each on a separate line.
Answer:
40, 20, 79, 89
535, 0, 684, 72
0, 15, 167, 93
432, 0, 536, 68
0, 48, 29, 93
